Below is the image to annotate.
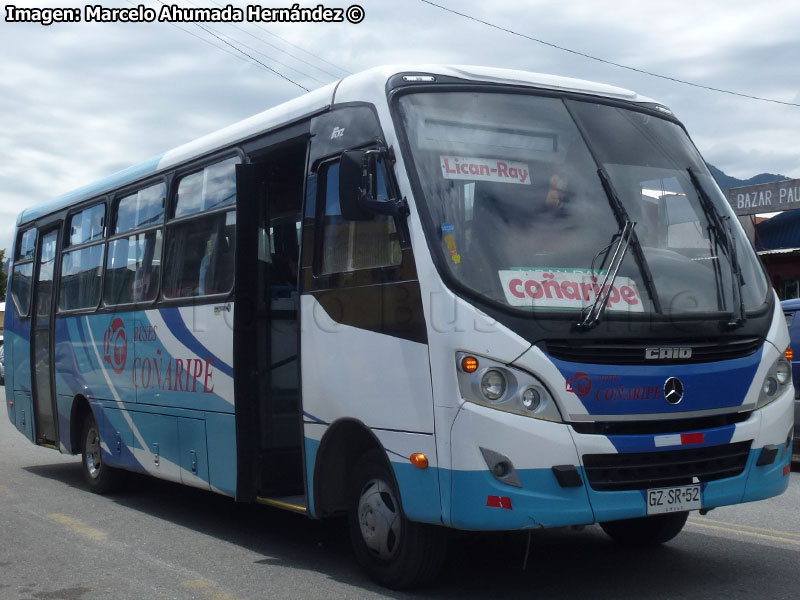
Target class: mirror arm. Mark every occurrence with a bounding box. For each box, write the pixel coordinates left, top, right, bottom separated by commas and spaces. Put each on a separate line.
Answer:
356, 148, 409, 218
359, 196, 410, 217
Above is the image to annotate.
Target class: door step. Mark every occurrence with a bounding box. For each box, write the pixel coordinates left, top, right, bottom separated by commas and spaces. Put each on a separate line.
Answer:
256, 494, 308, 514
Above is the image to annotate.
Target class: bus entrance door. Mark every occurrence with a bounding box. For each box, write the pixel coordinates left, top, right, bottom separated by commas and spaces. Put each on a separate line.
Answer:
30, 227, 60, 446
234, 142, 307, 504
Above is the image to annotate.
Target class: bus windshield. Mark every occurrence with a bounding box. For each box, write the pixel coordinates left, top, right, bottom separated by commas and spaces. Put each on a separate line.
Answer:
396, 91, 769, 320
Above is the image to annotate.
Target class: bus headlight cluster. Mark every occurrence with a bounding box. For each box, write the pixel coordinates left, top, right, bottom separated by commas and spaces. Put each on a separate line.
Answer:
456, 353, 563, 422
757, 354, 792, 408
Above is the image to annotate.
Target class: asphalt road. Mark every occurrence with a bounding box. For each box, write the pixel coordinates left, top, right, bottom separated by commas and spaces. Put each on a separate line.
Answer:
1, 388, 798, 600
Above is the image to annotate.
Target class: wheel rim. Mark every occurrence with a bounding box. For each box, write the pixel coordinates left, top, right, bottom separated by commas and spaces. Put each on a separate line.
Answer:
85, 426, 102, 479
357, 478, 402, 560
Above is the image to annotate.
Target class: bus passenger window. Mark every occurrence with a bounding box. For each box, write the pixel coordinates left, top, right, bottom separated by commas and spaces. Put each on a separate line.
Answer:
58, 203, 106, 312
163, 211, 236, 298
175, 157, 239, 218
18, 228, 37, 260
320, 162, 401, 275
11, 262, 34, 317
104, 230, 162, 305
69, 203, 106, 246
11, 228, 37, 317
59, 244, 104, 311
163, 157, 240, 299
104, 183, 165, 305
115, 184, 165, 234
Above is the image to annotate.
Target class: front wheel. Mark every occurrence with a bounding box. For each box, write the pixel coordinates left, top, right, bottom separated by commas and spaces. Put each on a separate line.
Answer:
81, 414, 126, 494
600, 511, 688, 546
348, 449, 447, 589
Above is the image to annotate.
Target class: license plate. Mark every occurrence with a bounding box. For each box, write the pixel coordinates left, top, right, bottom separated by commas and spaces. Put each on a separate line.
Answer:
646, 484, 701, 515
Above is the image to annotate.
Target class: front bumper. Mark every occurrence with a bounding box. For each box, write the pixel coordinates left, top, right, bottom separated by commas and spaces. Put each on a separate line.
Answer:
448, 387, 793, 530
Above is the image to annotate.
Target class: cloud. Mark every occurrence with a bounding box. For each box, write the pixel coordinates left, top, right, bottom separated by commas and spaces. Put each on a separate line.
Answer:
1, 0, 798, 254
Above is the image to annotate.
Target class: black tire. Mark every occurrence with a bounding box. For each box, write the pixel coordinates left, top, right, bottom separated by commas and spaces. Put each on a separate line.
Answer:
348, 449, 447, 589
81, 413, 126, 494
600, 511, 688, 546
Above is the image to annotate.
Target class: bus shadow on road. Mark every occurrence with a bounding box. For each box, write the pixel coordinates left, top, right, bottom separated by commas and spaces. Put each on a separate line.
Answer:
22, 462, 793, 599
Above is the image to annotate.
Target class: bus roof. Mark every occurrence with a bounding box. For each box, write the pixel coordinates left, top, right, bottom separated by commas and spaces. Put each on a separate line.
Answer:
17, 65, 657, 226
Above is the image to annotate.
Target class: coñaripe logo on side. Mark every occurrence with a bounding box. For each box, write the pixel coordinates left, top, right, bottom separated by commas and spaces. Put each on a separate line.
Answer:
103, 317, 128, 374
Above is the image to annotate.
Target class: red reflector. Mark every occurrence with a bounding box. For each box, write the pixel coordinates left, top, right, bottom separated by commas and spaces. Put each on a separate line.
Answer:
486, 495, 513, 510
681, 433, 705, 445
784, 465, 791, 477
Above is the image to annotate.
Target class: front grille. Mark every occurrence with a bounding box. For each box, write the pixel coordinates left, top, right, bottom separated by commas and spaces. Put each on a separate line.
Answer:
571, 412, 751, 436
543, 337, 762, 365
583, 441, 752, 491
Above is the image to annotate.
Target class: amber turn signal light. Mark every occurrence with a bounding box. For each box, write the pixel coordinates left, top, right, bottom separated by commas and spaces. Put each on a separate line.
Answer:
786, 347, 794, 361
461, 356, 479, 373
410, 453, 429, 469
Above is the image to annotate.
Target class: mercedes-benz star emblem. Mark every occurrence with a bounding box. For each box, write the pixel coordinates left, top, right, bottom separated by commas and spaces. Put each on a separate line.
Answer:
664, 377, 684, 405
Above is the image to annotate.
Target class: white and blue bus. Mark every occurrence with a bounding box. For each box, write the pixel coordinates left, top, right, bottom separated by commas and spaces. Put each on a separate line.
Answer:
4, 65, 794, 588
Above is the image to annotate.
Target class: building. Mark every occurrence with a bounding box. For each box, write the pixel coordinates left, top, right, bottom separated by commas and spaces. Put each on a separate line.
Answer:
756, 210, 800, 299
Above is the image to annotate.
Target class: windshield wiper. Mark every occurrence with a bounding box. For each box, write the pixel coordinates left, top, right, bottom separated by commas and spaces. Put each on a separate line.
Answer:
687, 168, 745, 327
594, 168, 662, 313
579, 220, 635, 329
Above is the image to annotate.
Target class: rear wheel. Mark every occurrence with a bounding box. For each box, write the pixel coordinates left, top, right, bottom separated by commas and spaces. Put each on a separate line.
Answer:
348, 449, 447, 589
600, 511, 688, 546
81, 414, 126, 494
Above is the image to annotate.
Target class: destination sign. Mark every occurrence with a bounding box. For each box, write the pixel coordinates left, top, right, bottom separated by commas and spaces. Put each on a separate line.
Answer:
725, 179, 800, 216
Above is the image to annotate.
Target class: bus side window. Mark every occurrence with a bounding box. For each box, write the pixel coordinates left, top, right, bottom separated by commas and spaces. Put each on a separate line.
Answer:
60, 244, 104, 311
104, 183, 165, 306
60, 203, 106, 311
11, 228, 37, 317
162, 157, 239, 298
163, 212, 236, 298
319, 162, 401, 275
105, 231, 162, 304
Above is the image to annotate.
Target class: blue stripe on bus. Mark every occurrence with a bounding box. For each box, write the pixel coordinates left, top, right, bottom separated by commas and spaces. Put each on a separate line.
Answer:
54, 318, 95, 399
303, 411, 328, 425
549, 348, 763, 416
73, 317, 95, 367
158, 308, 234, 378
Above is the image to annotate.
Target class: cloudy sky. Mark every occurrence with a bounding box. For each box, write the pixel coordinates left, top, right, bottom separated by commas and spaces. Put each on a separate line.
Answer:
1, 0, 799, 253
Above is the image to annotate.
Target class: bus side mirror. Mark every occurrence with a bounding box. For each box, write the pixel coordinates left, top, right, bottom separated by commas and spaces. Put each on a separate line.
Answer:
339, 149, 409, 221
339, 150, 375, 221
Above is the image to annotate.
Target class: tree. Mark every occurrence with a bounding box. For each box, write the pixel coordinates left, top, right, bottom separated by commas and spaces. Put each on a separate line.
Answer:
0, 248, 7, 301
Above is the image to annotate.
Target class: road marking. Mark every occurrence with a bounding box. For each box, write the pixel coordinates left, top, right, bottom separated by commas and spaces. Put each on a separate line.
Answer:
182, 579, 238, 600
687, 520, 800, 546
689, 516, 800, 540
48, 514, 108, 541
0, 484, 9, 492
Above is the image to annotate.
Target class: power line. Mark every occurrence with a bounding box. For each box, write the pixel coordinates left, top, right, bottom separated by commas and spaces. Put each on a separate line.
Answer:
151, 0, 309, 91
207, 0, 350, 79
178, 0, 330, 85
420, 0, 800, 108
193, 21, 310, 91
123, 0, 273, 71
123, 0, 304, 85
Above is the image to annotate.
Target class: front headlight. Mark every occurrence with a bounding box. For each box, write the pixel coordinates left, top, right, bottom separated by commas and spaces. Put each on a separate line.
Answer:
480, 370, 507, 401
455, 352, 563, 422
776, 359, 791, 385
757, 354, 792, 408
